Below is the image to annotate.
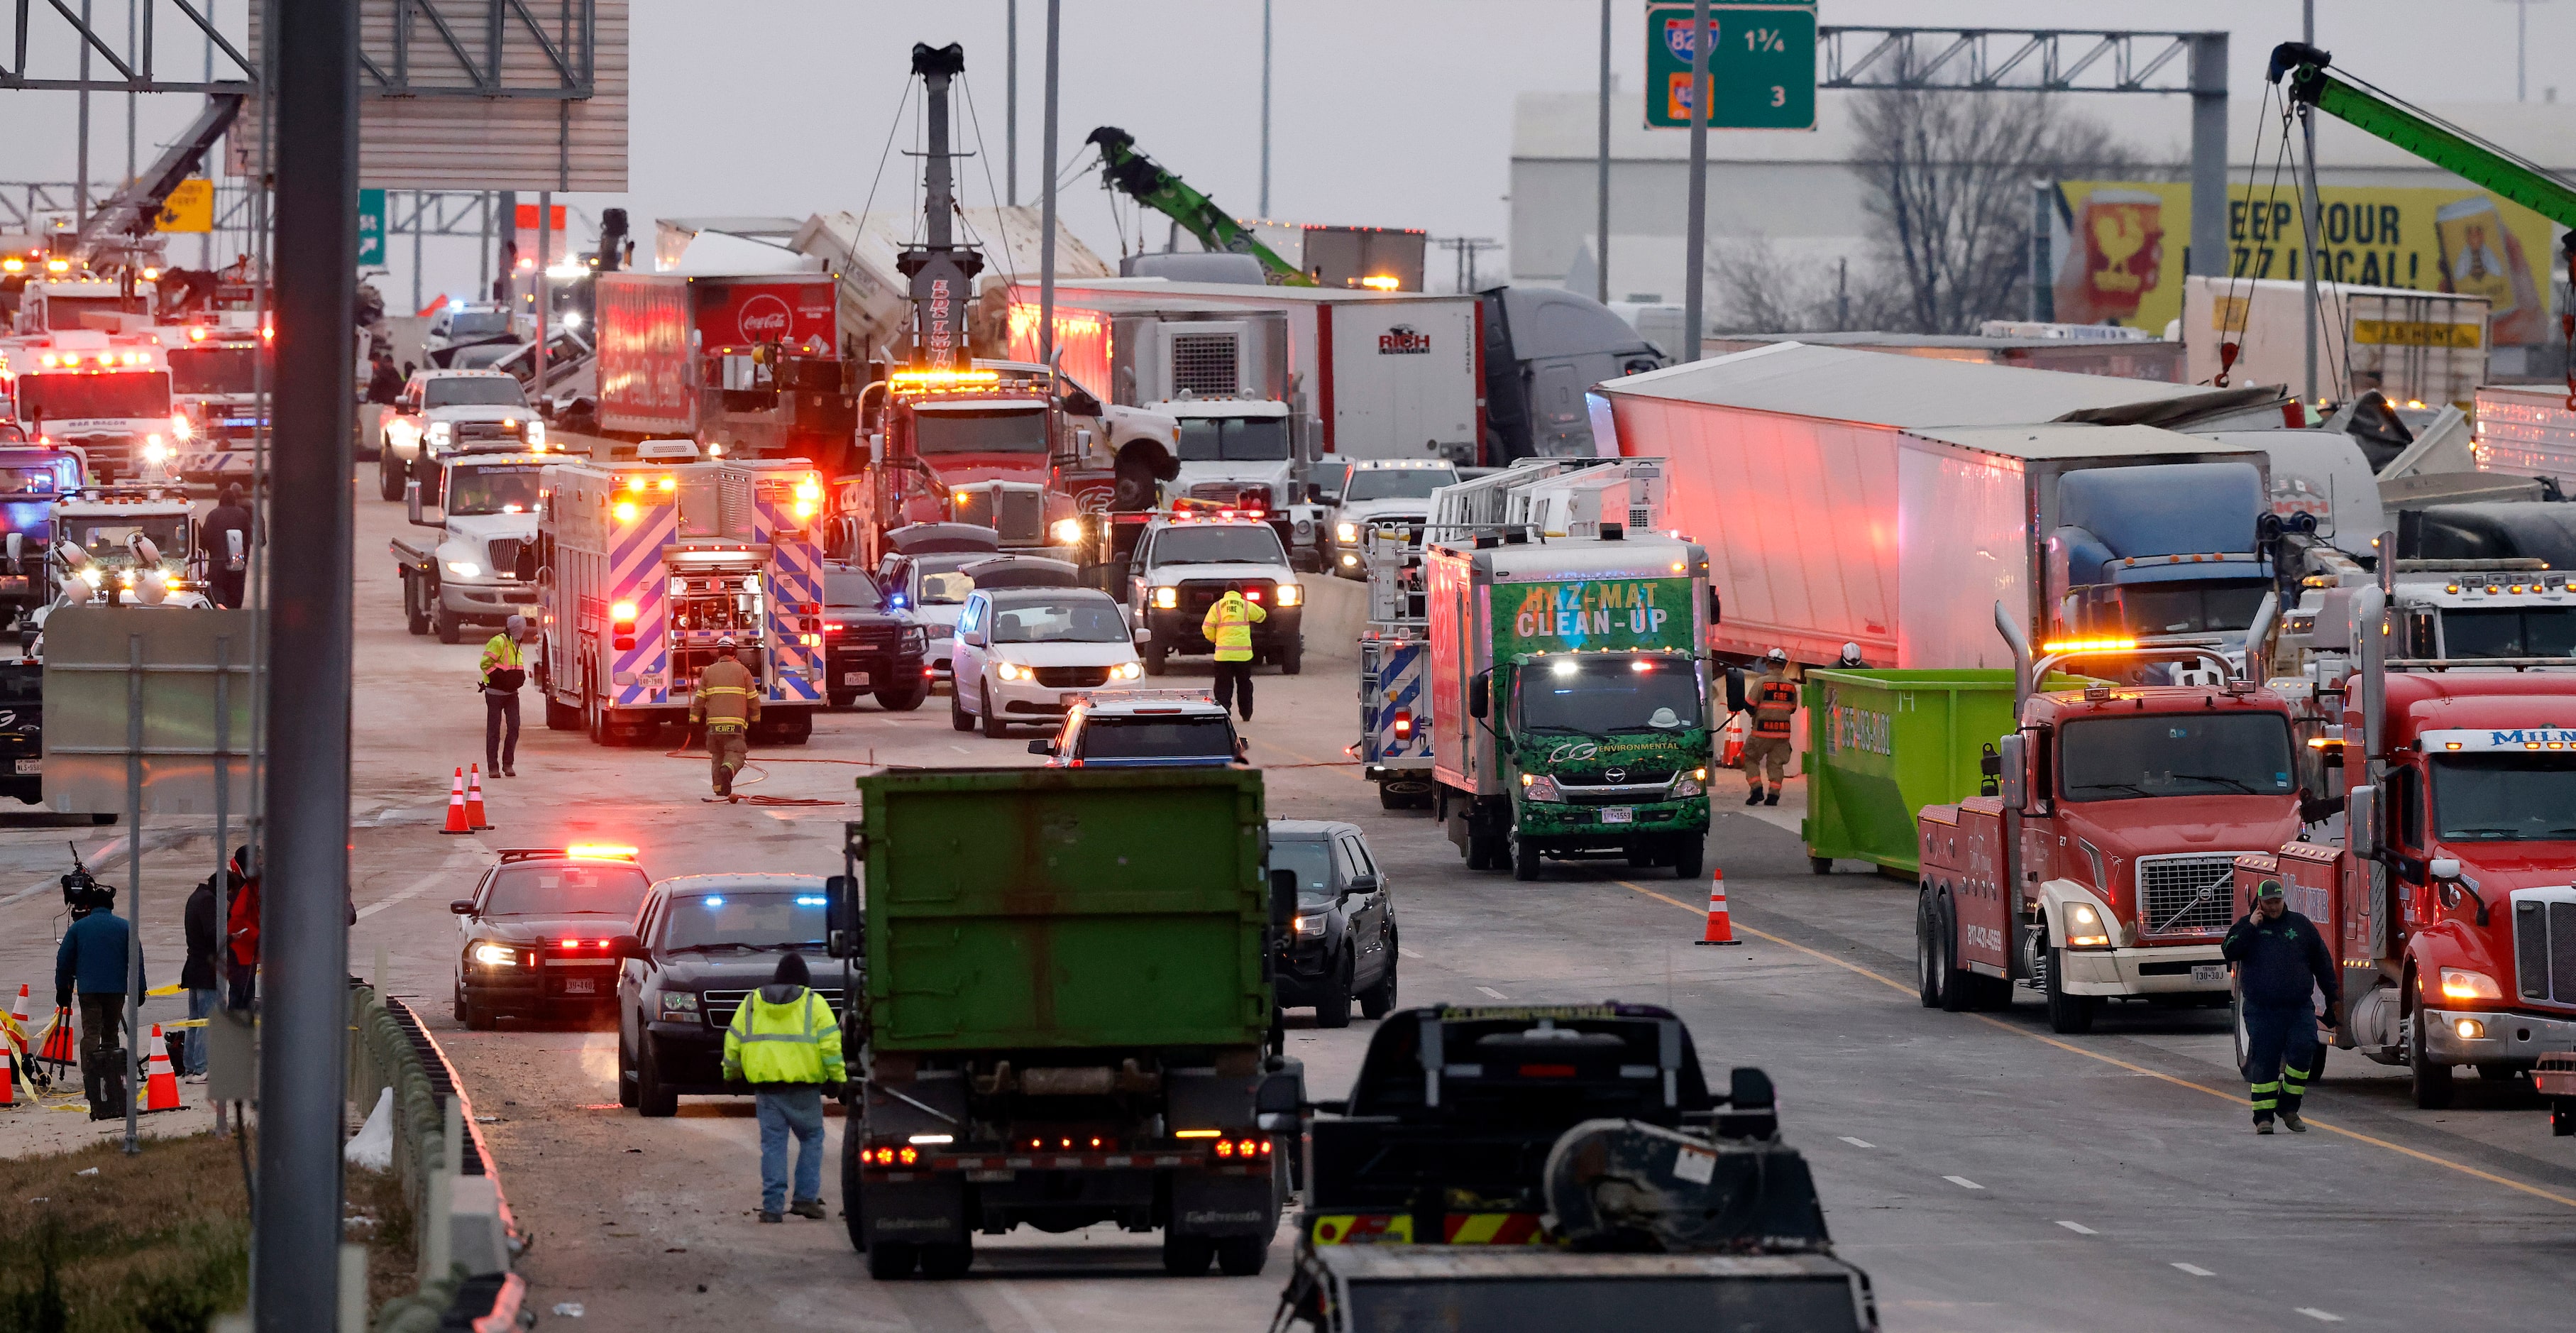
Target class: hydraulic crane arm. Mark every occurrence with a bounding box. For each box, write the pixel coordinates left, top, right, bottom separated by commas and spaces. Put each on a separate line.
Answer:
1083, 126, 1316, 286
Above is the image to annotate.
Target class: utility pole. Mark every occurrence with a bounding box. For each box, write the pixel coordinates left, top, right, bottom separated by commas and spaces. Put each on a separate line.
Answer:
2499, 0, 2551, 102
76, 0, 92, 237
1681, 0, 1709, 362
535, 193, 551, 396
1260, 0, 1273, 218
258, 0, 359, 1324
1595, 0, 1611, 305
1006, 0, 1019, 206
202, 0, 216, 268
2301, 0, 2322, 407
125, 0, 137, 186
1040, 0, 1062, 365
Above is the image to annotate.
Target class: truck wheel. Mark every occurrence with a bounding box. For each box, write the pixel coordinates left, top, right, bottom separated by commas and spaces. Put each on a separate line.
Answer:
1936, 899, 1976, 1015
378, 452, 404, 502
2043, 945, 2096, 1034
780, 713, 814, 745
2409, 1006, 2455, 1109
2230, 991, 2250, 1073
1809, 856, 1833, 876
979, 682, 1010, 738
1143, 638, 1169, 676
1216, 1234, 1270, 1277
1360, 950, 1399, 1019
950, 682, 974, 732
1511, 830, 1542, 881
636, 1038, 678, 1117
1468, 832, 1506, 872
545, 694, 583, 731
1161, 1232, 1216, 1277
1670, 835, 1702, 880
877, 679, 928, 712
1915, 892, 1943, 1009
616, 1033, 640, 1108
1316, 952, 1355, 1028
1279, 637, 1303, 675
842, 1137, 868, 1251
1377, 781, 1407, 811
867, 1241, 918, 1280
431, 581, 463, 644
917, 1241, 974, 1280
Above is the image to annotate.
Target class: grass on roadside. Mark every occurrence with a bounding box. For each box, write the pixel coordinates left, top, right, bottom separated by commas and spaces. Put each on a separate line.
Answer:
0, 1130, 251, 1333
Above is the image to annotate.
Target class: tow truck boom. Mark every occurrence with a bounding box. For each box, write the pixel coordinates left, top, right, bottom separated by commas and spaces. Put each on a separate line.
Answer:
1083, 127, 1315, 286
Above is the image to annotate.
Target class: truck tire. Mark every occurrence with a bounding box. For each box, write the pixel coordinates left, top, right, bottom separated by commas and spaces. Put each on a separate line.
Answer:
778, 712, 814, 745
829, 690, 857, 709
545, 694, 583, 731
1511, 831, 1542, 882
980, 681, 1010, 738
1468, 831, 1506, 872
635, 1038, 678, 1118
1915, 892, 1943, 1009
2409, 1002, 2455, 1109
402, 571, 431, 636
2043, 944, 2096, 1034
1279, 637, 1303, 675
616, 1033, 640, 1108
876, 679, 928, 712
431, 578, 463, 644
1360, 949, 1399, 1019
1671, 835, 1702, 880
1316, 952, 1355, 1028
950, 683, 974, 731
1143, 637, 1169, 676
378, 451, 404, 502
842, 1136, 868, 1251
1936, 899, 1977, 1015
1161, 1231, 1215, 1277
1216, 1234, 1270, 1277
917, 1242, 974, 1280
867, 1241, 918, 1280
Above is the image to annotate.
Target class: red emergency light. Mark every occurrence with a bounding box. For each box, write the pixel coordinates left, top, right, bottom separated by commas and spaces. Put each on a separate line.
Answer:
1391, 711, 1414, 740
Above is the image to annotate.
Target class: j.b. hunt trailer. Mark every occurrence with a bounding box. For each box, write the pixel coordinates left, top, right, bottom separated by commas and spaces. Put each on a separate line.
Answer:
536, 457, 827, 746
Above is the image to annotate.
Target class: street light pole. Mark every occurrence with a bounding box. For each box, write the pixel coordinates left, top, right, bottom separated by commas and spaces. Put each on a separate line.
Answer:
1260, 0, 1273, 218
1039, 0, 1061, 366
1681, 0, 1709, 363
1596, 0, 1611, 305
1006, 0, 1019, 206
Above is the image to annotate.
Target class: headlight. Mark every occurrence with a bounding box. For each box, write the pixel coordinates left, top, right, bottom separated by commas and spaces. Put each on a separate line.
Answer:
658, 991, 700, 1020
142, 437, 168, 464
1671, 774, 1704, 798
526, 420, 546, 446
1519, 774, 1562, 803
996, 661, 1028, 682
1292, 913, 1327, 938
426, 421, 453, 446
1275, 583, 1301, 608
1153, 586, 1178, 610
170, 413, 194, 440
2064, 902, 2111, 949
470, 943, 518, 967
1336, 522, 1358, 544
1116, 661, 1143, 680
1050, 517, 1085, 544
2439, 967, 2504, 1002
1340, 553, 1358, 567
901, 625, 928, 653
446, 561, 482, 578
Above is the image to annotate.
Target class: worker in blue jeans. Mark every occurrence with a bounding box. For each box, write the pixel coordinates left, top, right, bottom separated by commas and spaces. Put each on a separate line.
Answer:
722, 952, 844, 1222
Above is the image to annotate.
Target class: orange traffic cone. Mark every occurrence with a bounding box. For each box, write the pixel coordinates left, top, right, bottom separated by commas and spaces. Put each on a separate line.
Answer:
466, 764, 492, 830
439, 767, 472, 835
37, 1004, 76, 1069
138, 1025, 180, 1112
1, 1046, 16, 1107
1695, 867, 1740, 946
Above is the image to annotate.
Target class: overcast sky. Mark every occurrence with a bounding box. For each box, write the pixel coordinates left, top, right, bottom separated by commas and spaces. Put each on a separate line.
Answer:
1, 1, 2567, 302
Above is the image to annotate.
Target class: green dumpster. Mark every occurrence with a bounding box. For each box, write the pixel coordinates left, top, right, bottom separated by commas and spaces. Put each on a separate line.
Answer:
1798, 669, 2087, 877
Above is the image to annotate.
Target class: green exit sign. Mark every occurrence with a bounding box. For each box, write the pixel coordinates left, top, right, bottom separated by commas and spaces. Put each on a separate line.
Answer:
1645, 1, 1817, 131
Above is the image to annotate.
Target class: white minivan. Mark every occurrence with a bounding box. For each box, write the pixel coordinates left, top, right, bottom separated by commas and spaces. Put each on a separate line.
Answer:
949, 586, 1145, 738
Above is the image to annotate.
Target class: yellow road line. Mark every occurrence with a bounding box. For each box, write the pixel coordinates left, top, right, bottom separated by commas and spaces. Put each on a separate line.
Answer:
1614, 879, 2576, 1211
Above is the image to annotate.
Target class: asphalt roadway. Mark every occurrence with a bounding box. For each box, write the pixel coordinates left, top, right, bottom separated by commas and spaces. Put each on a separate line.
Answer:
125, 493, 2575, 1331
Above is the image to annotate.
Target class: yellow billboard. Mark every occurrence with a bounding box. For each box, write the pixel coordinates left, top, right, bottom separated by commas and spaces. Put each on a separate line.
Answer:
2053, 181, 2560, 345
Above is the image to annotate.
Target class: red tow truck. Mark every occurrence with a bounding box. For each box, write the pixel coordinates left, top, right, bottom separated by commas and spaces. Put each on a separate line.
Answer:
1916, 605, 2306, 1033
2237, 579, 2576, 1112
850, 363, 1081, 564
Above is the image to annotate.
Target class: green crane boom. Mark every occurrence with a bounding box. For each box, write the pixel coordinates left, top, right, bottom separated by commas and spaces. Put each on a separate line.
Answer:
1084, 126, 1316, 286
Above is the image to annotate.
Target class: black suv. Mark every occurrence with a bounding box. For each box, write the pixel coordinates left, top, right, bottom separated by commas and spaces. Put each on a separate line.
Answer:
449, 847, 654, 1028
1267, 820, 1397, 1028
613, 874, 842, 1117
822, 561, 929, 711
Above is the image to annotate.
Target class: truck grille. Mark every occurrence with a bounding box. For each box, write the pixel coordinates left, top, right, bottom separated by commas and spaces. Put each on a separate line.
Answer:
2514, 891, 2576, 1006
2137, 854, 2240, 935
485, 537, 527, 576
451, 420, 524, 444
1033, 665, 1113, 689
702, 987, 845, 1031
1181, 581, 1273, 618
1169, 332, 1240, 397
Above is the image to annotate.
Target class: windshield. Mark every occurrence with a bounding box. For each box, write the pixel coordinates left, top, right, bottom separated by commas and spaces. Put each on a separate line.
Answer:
18, 372, 171, 419
0, 462, 70, 495
423, 378, 528, 409
659, 889, 828, 951
1345, 468, 1457, 502
2108, 581, 2271, 636
441, 310, 512, 338
448, 344, 517, 370
916, 561, 976, 605
2433, 754, 2576, 841
914, 407, 1049, 454
825, 571, 883, 610
483, 862, 650, 918
991, 598, 1130, 644
1175, 416, 1292, 462
1080, 716, 1235, 760
1515, 656, 1702, 734
2058, 713, 2296, 801
446, 463, 543, 515
1150, 526, 1287, 567
67, 514, 189, 559
166, 346, 265, 395
2442, 608, 2576, 659
1267, 839, 1338, 907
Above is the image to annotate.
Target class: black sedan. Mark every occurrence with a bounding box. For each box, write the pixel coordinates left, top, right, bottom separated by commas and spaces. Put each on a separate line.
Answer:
449, 846, 653, 1028
1267, 820, 1397, 1028
612, 874, 843, 1117
823, 562, 930, 711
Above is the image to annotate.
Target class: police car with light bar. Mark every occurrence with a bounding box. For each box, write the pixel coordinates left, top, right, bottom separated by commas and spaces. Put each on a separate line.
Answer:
449, 846, 653, 1029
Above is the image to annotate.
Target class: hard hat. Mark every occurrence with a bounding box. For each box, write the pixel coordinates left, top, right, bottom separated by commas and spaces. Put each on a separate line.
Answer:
714, 635, 739, 650
1841, 642, 1861, 659
1764, 648, 1788, 665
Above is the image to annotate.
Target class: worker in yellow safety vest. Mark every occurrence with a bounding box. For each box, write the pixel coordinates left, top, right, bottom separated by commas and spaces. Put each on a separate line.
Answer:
479, 615, 532, 777
1201, 581, 1267, 723
1741, 648, 1800, 807
722, 952, 845, 1222
690, 637, 762, 800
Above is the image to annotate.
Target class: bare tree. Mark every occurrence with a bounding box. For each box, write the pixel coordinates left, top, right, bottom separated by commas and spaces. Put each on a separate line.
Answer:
1852, 89, 2157, 334
1711, 238, 1908, 334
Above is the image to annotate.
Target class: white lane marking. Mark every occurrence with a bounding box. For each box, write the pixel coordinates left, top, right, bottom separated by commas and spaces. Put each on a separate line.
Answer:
358, 852, 482, 919
2172, 1263, 2215, 1277
1399, 946, 1423, 959
2054, 1220, 2096, 1235
1475, 986, 1508, 1000
2296, 1310, 2343, 1324
1942, 1175, 1984, 1190
1837, 1136, 1874, 1149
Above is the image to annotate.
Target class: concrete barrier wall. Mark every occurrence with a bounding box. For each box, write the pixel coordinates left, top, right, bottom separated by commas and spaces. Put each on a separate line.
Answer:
1301, 574, 1367, 663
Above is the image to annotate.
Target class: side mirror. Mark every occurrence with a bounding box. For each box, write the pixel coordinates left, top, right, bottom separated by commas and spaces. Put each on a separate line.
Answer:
1344, 873, 1380, 898
824, 873, 860, 959
405, 476, 442, 527
447, 899, 475, 915
2347, 784, 2382, 859
1996, 732, 2028, 811
2428, 856, 2460, 881
1468, 669, 1490, 720
607, 933, 645, 960
1027, 737, 1055, 755
1270, 869, 1299, 927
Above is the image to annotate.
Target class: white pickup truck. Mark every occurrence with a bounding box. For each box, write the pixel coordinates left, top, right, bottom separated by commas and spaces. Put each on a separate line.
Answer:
376, 369, 550, 501
390, 449, 544, 644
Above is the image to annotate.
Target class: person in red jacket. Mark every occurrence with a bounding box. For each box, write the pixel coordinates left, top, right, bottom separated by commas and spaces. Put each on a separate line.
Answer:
221, 845, 258, 1010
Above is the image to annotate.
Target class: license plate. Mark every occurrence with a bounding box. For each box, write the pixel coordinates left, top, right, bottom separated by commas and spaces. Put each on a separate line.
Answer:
1600, 806, 1634, 825
13, 759, 38, 775
843, 671, 871, 686
2191, 964, 2225, 985
561, 977, 597, 995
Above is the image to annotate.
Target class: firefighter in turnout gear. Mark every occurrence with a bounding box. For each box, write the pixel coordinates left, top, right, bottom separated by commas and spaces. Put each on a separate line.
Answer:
1741, 648, 1798, 806
1201, 581, 1267, 722
2222, 878, 2343, 1134
722, 952, 845, 1222
690, 637, 761, 801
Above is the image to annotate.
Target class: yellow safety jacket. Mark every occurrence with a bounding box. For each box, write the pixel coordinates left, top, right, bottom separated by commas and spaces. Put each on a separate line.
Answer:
690, 655, 762, 731
1749, 669, 1800, 740
722, 985, 846, 1086
1201, 591, 1266, 663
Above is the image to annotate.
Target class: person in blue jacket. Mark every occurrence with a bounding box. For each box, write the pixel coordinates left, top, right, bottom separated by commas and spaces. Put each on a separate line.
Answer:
55, 880, 143, 1121
2221, 878, 2341, 1135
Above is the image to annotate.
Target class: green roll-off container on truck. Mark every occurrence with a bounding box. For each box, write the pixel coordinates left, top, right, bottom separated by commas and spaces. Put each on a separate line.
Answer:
828, 767, 1302, 1282
1798, 669, 2088, 877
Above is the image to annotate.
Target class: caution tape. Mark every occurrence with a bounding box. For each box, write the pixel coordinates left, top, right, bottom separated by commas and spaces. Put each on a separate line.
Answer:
147, 983, 184, 997
163, 1019, 207, 1029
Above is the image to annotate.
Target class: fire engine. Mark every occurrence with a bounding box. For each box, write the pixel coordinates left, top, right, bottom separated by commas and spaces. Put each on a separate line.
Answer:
156, 317, 270, 483
534, 453, 826, 748
0, 331, 180, 481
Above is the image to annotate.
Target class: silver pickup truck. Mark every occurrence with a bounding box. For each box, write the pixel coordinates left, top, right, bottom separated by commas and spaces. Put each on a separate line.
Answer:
390, 448, 544, 643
